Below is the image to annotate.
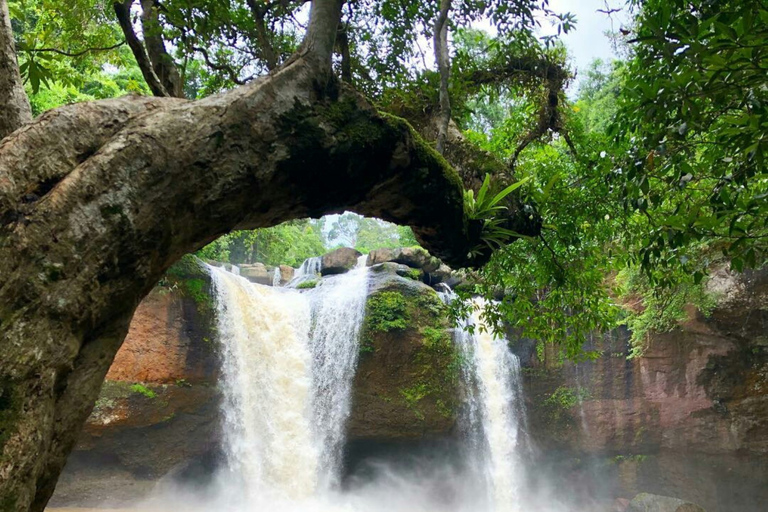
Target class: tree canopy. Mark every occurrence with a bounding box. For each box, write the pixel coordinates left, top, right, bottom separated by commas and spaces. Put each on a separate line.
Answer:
7, 0, 767, 360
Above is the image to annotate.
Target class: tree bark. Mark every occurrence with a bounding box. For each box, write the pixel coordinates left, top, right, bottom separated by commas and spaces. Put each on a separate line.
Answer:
0, 51, 488, 510
0, 0, 32, 139
246, 0, 280, 70
0, 1, 531, 510
433, 0, 451, 155
113, 0, 170, 97
139, 0, 184, 97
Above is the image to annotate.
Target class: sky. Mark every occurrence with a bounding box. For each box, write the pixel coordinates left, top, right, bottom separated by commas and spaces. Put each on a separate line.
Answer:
538, 0, 629, 92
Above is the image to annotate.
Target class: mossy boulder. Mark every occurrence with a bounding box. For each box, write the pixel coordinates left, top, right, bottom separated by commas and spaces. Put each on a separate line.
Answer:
321, 247, 362, 275
348, 271, 460, 441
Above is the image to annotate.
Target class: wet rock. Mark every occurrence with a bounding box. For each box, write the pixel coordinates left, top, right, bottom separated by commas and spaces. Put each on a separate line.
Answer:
627, 493, 706, 512
239, 262, 271, 285
348, 274, 459, 441
277, 264, 295, 285
321, 247, 362, 275
612, 498, 630, 511
51, 270, 221, 507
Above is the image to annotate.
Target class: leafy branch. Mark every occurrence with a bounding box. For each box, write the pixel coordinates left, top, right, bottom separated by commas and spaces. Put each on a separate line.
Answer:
464, 173, 532, 258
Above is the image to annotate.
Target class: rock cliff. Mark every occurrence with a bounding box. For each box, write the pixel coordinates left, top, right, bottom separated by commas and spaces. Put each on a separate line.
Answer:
517, 268, 768, 512
49, 254, 768, 512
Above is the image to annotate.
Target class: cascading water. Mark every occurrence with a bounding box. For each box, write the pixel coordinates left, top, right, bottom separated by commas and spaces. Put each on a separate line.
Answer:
208, 265, 319, 501
206, 254, 370, 506
451, 298, 528, 512
289, 256, 322, 286
305, 255, 370, 487
170, 259, 543, 512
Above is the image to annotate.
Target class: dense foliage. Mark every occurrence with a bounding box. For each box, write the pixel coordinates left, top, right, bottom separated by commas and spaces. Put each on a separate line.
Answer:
9, 0, 767, 358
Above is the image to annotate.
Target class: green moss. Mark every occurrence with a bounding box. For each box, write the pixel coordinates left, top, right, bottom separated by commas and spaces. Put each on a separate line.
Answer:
399, 384, 428, 420
156, 256, 218, 348
365, 291, 409, 332
275, 99, 466, 244
612, 454, 648, 465
544, 386, 589, 410
542, 385, 590, 428
359, 284, 461, 420
165, 254, 205, 279
297, 280, 318, 289
94, 380, 134, 412
130, 383, 156, 399
403, 268, 423, 281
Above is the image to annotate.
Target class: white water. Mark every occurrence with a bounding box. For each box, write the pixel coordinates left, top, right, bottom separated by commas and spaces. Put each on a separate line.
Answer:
288, 256, 322, 286
140, 265, 556, 512
450, 298, 528, 512
305, 255, 370, 487
206, 255, 370, 505
209, 265, 319, 501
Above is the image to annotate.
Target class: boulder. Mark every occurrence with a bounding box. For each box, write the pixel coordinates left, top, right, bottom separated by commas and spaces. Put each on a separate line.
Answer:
321, 247, 362, 275
424, 263, 453, 286
367, 247, 442, 273
348, 275, 459, 441
239, 262, 271, 285
627, 493, 706, 512
277, 264, 295, 285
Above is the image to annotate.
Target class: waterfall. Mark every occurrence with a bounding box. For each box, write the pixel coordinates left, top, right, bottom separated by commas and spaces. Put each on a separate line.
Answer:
289, 256, 322, 285
305, 255, 370, 488
207, 255, 370, 503
208, 265, 318, 500
202, 258, 538, 512
273, 266, 282, 287
452, 298, 527, 512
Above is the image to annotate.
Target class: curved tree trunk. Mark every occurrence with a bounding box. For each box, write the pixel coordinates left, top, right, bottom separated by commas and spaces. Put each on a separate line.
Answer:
0, 1, 537, 509
0, 52, 483, 511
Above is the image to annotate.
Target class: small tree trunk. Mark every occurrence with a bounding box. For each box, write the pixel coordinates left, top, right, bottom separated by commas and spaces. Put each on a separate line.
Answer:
0, 0, 32, 139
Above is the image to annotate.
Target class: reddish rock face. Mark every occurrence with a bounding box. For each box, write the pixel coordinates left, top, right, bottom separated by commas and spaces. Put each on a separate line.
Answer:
50, 274, 222, 509
520, 269, 768, 512
106, 289, 217, 384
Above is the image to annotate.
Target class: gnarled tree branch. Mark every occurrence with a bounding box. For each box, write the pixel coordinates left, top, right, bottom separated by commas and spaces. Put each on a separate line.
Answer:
0, 51, 503, 510
139, 0, 184, 98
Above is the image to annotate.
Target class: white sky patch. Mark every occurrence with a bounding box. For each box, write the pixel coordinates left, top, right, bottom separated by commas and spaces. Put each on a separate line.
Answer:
537, 0, 630, 93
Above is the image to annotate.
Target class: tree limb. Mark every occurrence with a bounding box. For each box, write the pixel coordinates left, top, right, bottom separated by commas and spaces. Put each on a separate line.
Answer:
193, 45, 251, 85
0, 53, 521, 509
139, 0, 184, 97
300, 0, 344, 71
23, 41, 126, 58
336, 23, 352, 83
113, 0, 170, 97
0, 0, 32, 139
433, 0, 451, 154
246, 0, 280, 70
